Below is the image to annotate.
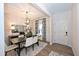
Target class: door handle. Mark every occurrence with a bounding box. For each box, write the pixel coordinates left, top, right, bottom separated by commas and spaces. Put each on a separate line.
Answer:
66, 32, 68, 36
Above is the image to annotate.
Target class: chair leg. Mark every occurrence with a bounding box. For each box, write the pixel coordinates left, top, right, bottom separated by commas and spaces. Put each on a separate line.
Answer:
5, 52, 7, 56
32, 44, 34, 50
25, 47, 27, 54
14, 48, 17, 51
15, 48, 19, 56
37, 42, 39, 46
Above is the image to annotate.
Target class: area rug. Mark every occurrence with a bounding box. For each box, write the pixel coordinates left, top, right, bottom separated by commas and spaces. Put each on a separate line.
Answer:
20, 41, 47, 56
49, 51, 68, 56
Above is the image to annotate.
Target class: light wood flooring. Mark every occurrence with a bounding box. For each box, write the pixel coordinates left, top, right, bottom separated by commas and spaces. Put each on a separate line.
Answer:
36, 43, 74, 56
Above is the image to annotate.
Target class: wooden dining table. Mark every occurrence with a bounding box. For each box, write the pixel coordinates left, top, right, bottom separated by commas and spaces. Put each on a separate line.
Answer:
9, 37, 25, 56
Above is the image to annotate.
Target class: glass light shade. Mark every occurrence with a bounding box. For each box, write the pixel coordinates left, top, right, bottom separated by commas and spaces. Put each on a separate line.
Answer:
27, 20, 30, 23
11, 25, 15, 30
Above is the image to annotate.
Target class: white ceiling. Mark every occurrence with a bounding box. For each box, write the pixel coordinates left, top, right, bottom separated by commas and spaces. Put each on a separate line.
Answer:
5, 3, 73, 19
4, 3, 47, 20
36, 3, 73, 15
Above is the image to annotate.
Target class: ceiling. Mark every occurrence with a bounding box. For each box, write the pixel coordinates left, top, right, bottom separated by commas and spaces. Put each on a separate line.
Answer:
4, 3, 47, 20
36, 3, 73, 15
4, 3, 73, 19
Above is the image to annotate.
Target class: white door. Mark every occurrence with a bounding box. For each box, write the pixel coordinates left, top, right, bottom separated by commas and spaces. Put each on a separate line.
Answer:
53, 11, 72, 47
53, 18, 67, 45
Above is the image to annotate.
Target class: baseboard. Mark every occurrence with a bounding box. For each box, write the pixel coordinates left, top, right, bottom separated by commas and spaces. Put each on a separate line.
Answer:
39, 40, 49, 44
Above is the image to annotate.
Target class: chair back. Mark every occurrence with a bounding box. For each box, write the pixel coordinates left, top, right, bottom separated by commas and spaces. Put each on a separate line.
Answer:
25, 37, 33, 47
5, 43, 8, 50
33, 36, 38, 44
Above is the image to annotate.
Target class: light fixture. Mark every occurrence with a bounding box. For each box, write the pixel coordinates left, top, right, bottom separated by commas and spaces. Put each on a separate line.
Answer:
25, 11, 31, 31
11, 25, 15, 30
25, 11, 30, 25
26, 19, 30, 24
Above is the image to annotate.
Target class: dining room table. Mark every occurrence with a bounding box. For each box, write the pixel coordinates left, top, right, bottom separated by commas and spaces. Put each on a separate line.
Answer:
9, 36, 25, 56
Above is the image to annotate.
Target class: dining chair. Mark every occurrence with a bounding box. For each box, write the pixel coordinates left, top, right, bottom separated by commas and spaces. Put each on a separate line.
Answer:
18, 34, 25, 48
5, 44, 18, 56
24, 36, 39, 54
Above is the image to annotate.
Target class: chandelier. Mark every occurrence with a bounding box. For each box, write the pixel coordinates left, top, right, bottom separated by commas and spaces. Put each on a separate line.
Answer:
25, 11, 31, 30
25, 11, 30, 25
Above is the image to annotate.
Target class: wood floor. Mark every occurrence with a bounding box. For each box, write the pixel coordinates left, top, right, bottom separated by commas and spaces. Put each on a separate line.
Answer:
36, 43, 74, 56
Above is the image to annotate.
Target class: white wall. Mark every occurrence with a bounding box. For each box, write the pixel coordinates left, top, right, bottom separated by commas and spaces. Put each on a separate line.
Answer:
72, 4, 79, 56
0, 3, 4, 56
52, 10, 72, 47
76, 4, 79, 56
46, 17, 53, 44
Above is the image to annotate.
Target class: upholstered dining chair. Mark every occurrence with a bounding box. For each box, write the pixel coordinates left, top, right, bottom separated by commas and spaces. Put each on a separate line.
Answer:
18, 35, 25, 48
24, 36, 39, 54
5, 43, 18, 56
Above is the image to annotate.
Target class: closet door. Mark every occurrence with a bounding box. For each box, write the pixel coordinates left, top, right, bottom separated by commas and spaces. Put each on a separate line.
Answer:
35, 18, 46, 41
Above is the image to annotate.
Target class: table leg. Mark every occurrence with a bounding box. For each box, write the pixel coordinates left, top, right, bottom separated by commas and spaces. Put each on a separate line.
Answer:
5, 52, 7, 56
32, 44, 34, 50
37, 41, 39, 46
18, 43, 20, 56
